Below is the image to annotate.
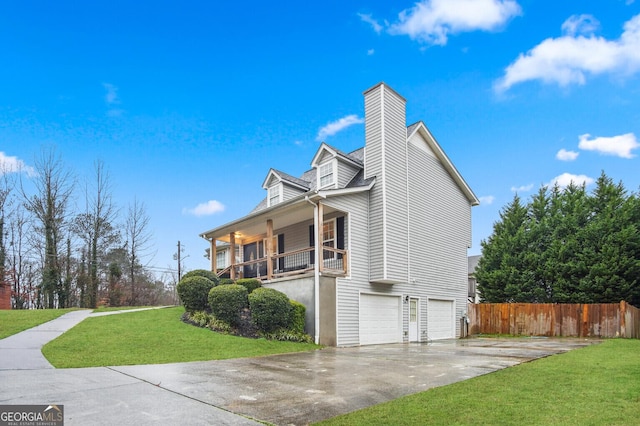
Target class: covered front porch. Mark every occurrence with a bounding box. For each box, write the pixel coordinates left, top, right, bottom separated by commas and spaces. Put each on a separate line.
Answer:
201, 196, 348, 282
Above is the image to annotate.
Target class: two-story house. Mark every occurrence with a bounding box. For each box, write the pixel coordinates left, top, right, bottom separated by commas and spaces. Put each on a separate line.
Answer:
200, 82, 479, 346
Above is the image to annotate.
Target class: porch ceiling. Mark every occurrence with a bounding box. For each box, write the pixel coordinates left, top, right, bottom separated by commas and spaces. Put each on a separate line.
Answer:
200, 196, 342, 243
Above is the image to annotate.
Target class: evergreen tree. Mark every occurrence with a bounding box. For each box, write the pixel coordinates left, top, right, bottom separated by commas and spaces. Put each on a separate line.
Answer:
476, 172, 640, 306
476, 194, 528, 302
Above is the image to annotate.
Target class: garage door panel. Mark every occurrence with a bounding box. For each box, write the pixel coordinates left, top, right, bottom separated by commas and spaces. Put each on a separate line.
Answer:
427, 299, 454, 340
360, 294, 402, 345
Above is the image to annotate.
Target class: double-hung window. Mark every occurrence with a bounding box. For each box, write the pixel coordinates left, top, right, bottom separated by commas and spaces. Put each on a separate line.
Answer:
216, 250, 227, 269
268, 184, 281, 206
322, 219, 335, 259
318, 161, 335, 188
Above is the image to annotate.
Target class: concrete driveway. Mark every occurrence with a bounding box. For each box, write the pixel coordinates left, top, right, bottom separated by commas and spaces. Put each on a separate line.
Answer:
1, 336, 598, 425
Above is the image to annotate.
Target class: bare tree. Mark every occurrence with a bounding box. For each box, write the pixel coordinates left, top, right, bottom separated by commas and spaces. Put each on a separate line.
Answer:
0, 166, 16, 303
125, 198, 153, 305
7, 208, 31, 308
70, 161, 119, 308
22, 149, 74, 308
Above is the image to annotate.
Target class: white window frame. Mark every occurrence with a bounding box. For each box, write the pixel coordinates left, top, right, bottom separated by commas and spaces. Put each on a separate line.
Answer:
216, 250, 227, 269
318, 160, 336, 189
268, 183, 282, 207
322, 218, 336, 260
260, 235, 279, 257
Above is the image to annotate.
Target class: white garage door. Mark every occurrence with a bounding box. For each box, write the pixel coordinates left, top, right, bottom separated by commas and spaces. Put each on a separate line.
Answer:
427, 299, 455, 340
359, 294, 402, 345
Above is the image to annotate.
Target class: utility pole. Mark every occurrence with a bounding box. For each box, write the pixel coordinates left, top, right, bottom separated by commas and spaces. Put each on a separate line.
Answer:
177, 241, 182, 282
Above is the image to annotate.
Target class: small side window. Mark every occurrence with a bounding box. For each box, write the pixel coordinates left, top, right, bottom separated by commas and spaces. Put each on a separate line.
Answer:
268, 184, 281, 206
318, 162, 334, 188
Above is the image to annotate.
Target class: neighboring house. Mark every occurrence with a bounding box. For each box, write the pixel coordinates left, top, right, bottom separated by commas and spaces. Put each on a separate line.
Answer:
200, 82, 479, 346
468, 255, 482, 304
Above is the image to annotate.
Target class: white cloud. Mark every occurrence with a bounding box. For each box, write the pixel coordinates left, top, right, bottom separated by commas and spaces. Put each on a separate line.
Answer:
0, 152, 36, 176
103, 83, 120, 105
510, 183, 534, 192
358, 13, 383, 34
556, 148, 580, 161
182, 200, 225, 217
479, 195, 495, 205
548, 173, 595, 188
578, 133, 639, 158
496, 13, 640, 92
367, 48, 375, 56
316, 115, 364, 141
561, 14, 600, 37
388, 0, 521, 46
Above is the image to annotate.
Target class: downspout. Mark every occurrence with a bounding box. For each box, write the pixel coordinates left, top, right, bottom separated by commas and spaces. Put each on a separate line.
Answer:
306, 195, 321, 345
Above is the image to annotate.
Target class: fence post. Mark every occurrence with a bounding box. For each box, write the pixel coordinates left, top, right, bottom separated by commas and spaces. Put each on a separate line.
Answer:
620, 300, 627, 338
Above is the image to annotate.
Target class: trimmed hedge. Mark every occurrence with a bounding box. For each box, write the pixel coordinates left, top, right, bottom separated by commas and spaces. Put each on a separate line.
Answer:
218, 278, 235, 286
176, 276, 216, 313
248, 287, 292, 333
236, 278, 262, 294
208, 284, 248, 326
289, 300, 306, 334
182, 269, 220, 286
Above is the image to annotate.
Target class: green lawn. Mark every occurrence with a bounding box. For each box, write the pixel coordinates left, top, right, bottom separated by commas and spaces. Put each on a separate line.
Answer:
0, 308, 78, 339
316, 339, 640, 426
42, 306, 319, 367
91, 305, 166, 312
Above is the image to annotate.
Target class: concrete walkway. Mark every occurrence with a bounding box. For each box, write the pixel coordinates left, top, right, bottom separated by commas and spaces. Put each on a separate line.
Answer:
0, 307, 261, 425
0, 310, 94, 370
0, 309, 600, 425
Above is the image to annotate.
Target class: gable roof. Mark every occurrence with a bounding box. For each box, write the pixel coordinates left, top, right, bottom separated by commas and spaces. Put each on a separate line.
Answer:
261, 168, 311, 191
311, 142, 364, 168
407, 121, 480, 206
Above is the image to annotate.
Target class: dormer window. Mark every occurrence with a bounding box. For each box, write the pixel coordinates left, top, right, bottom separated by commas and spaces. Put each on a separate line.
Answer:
318, 161, 335, 189
268, 184, 282, 207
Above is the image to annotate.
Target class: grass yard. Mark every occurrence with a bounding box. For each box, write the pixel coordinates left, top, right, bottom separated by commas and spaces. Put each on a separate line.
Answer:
316, 339, 640, 426
91, 305, 160, 312
0, 308, 78, 339
42, 306, 319, 367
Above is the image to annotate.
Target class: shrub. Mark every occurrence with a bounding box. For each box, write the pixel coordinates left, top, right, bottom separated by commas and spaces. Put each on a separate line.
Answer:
177, 276, 216, 313
236, 278, 262, 294
208, 284, 248, 326
248, 287, 292, 333
182, 269, 220, 286
188, 310, 213, 327
289, 300, 306, 334
260, 329, 314, 343
218, 278, 235, 285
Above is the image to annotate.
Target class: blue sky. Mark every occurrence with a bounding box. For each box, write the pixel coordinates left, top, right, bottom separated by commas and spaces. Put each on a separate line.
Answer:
2, 0, 640, 276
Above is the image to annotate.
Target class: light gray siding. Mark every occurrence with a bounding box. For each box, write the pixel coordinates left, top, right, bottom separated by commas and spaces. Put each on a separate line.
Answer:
324, 129, 473, 345
364, 83, 409, 283
364, 84, 385, 281
336, 160, 360, 189
276, 220, 312, 253
407, 132, 472, 339
282, 183, 304, 202
323, 192, 370, 346
265, 175, 279, 187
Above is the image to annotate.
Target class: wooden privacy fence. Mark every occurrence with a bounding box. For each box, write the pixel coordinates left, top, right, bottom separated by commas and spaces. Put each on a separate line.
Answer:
467, 301, 640, 339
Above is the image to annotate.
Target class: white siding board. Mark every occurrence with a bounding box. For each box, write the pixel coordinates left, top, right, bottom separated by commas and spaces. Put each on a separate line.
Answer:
282, 184, 304, 202
337, 160, 360, 189
407, 132, 472, 340
323, 193, 370, 346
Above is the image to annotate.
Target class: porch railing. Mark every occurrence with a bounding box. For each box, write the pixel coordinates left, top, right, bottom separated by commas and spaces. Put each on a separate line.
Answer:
217, 247, 348, 280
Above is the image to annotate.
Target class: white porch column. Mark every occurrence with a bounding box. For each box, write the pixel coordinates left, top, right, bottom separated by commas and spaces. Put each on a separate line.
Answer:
317, 202, 324, 273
